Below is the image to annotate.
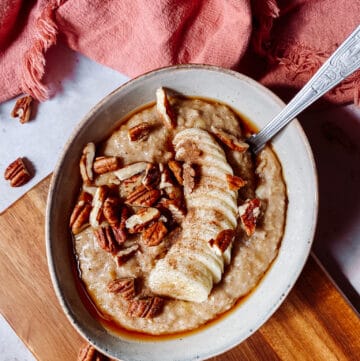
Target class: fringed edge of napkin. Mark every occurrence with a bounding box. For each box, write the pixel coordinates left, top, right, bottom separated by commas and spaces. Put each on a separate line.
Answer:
21, 0, 66, 101
251, 0, 360, 106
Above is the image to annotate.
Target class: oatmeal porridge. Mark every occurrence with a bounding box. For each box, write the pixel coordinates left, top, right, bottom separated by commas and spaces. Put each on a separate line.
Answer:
70, 88, 287, 335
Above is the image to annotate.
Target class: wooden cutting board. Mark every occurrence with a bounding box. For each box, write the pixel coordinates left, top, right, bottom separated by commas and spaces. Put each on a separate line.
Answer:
0, 176, 359, 360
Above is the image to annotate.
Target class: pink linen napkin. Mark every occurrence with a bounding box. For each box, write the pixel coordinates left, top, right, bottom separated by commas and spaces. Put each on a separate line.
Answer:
0, 0, 359, 105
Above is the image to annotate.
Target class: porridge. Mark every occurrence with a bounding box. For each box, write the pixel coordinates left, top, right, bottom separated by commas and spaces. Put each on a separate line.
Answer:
70, 88, 287, 335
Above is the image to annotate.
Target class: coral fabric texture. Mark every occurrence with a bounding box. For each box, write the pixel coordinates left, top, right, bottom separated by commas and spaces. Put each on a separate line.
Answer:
0, 0, 359, 104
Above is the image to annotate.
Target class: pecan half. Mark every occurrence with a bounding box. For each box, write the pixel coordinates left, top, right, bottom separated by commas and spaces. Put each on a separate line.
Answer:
4, 157, 31, 187
128, 296, 164, 318
142, 163, 160, 189
114, 162, 148, 181
70, 191, 93, 234
238, 198, 261, 236
168, 160, 183, 185
156, 87, 176, 129
117, 244, 139, 266
11, 95, 33, 124
209, 229, 235, 253
89, 186, 108, 227
125, 207, 160, 233
226, 174, 247, 191
142, 221, 168, 246
94, 226, 121, 254
182, 163, 196, 193
93, 156, 121, 174
211, 126, 249, 152
103, 195, 121, 227
128, 122, 152, 141
80, 143, 96, 185
125, 184, 161, 207
108, 277, 136, 300
78, 343, 110, 361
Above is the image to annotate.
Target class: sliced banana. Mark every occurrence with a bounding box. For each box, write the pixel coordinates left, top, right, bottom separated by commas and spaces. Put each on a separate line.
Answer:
149, 128, 238, 302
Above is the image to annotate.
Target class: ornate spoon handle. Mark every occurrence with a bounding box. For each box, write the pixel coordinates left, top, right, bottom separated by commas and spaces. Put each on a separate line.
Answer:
248, 25, 360, 154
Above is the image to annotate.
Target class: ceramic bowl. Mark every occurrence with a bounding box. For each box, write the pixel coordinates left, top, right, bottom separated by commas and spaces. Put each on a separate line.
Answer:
46, 64, 318, 361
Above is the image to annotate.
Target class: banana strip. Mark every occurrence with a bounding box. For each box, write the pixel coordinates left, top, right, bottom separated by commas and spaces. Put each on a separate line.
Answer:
149, 128, 238, 302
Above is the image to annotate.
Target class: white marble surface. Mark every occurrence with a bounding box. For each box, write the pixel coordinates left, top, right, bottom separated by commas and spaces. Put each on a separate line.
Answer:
1, 44, 359, 359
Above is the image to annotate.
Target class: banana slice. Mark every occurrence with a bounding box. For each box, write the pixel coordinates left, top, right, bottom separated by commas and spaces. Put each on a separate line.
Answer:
149, 128, 238, 302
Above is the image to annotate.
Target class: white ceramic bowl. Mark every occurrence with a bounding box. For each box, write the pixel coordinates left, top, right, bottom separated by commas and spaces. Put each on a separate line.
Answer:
46, 65, 318, 361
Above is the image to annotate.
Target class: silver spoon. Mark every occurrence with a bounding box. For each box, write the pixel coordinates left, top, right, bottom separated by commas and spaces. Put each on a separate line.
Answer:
247, 25, 360, 154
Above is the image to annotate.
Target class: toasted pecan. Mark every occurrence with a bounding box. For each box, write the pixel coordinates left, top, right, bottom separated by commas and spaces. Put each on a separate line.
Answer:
11, 95, 33, 124
209, 229, 235, 253
103, 195, 121, 227
226, 174, 247, 191
117, 244, 139, 266
211, 126, 249, 152
70, 191, 93, 234
168, 160, 183, 185
128, 296, 164, 318
156, 87, 176, 129
238, 198, 261, 236
125, 184, 161, 207
4, 157, 31, 187
108, 277, 136, 300
128, 122, 152, 141
142, 221, 168, 246
80, 143, 96, 185
93, 156, 121, 174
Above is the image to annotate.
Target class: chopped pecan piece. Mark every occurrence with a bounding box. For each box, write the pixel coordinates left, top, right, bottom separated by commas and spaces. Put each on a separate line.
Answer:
103, 195, 121, 227
108, 277, 136, 300
125, 184, 161, 207
182, 163, 196, 193
128, 296, 164, 318
128, 122, 152, 141
89, 186, 108, 227
142, 163, 160, 189
93, 156, 121, 174
78, 343, 110, 361
209, 229, 235, 253
226, 174, 247, 191
93, 226, 121, 254
238, 198, 261, 236
11, 95, 33, 124
117, 244, 139, 266
168, 160, 183, 185
80, 143, 96, 185
211, 126, 249, 152
142, 221, 168, 246
163, 185, 183, 200
156, 87, 176, 129
4, 157, 31, 187
125, 207, 160, 233
70, 191, 93, 234
114, 162, 148, 181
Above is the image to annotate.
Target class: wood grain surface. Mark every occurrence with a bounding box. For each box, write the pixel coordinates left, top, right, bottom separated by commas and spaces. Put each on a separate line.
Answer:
0, 177, 359, 361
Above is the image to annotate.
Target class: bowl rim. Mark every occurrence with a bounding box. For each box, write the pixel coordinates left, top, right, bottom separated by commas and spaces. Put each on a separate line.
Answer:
46, 63, 318, 360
